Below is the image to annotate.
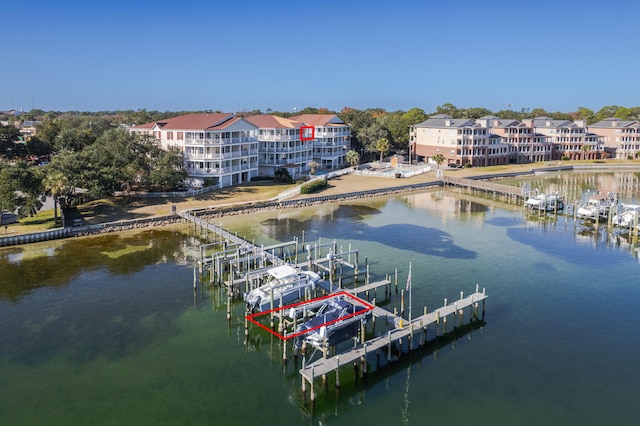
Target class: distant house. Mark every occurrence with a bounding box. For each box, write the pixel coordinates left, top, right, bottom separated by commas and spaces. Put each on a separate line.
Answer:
19, 120, 42, 139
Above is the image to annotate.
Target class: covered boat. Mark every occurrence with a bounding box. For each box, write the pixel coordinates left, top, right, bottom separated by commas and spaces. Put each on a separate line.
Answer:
293, 294, 371, 349
612, 203, 640, 228
244, 264, 321, 312
576, 192, 618, 220
525, 193, 564, 211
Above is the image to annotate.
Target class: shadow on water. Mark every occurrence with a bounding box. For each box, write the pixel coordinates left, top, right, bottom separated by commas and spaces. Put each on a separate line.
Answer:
292, 320, 488, 421
506, 219, 635, 266
261, 205, 477, 260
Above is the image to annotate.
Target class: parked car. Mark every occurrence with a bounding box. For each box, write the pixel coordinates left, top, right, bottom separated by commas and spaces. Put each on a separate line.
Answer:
448, 163, 462, 169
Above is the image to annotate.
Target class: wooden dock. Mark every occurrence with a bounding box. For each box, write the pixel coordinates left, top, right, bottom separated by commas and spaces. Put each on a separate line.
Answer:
298, 286, 487, 400
442, 175, 525, 200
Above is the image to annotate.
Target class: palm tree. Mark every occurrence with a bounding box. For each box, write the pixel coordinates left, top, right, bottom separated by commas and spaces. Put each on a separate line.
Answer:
43, 171, 68, 226
308, 160, 319, 175
345, 150, 360, 169
581, 144, 589, 160
375, 138, 390, 164
432, 153, 445, 175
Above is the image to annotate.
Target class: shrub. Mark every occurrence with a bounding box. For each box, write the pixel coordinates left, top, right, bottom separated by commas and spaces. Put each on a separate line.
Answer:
300, 179, 327, 194
561, 156, 569, 161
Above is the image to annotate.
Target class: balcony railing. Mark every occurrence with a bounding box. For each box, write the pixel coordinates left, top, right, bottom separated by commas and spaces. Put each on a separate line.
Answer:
258, 134, 300, 142
185, 137, 257, 145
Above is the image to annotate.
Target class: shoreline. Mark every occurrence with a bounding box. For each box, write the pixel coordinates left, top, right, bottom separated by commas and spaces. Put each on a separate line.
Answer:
3, 161, 640, 246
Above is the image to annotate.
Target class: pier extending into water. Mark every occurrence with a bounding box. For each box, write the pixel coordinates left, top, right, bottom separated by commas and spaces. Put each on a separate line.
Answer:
298, 285, 487, 402
179, 210, 489, 402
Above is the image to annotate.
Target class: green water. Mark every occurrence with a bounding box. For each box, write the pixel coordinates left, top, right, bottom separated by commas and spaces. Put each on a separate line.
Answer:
2, 174, 640, 425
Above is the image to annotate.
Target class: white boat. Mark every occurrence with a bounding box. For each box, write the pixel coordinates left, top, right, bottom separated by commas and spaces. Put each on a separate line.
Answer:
293, 294, 371, 349
576, 193, 619, 220
525, 193, 564, 211
612, 203, 640, 228
244, 264, 321, 312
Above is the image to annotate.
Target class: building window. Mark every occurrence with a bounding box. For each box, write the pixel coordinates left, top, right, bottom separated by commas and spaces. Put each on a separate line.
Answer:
167, 131, 173, 140
177, 132, 183, 140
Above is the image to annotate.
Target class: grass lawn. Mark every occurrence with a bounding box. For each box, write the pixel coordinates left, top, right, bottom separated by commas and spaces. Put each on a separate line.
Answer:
5, 181, 297, 236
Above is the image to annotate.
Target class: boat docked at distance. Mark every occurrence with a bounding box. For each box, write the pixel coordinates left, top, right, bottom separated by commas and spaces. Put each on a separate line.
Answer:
525, 192, 565, 211
576, 192, 619, 220
611, 203, 640, 228
244, 264, 321, 313
293, 294, 372, 350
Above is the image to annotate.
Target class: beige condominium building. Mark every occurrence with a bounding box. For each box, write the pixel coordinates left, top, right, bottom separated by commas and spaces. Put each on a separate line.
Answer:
290, 114, 351, 170
130, 113, 352, 188
409, 114, 509, 167
476, 116, 553, 163
587, 117, 640, 159
245, 115, 313, 179
522, 117, 603, 160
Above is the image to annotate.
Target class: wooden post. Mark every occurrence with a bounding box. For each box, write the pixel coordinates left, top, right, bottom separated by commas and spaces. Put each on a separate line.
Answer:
310, 367, 315, 403
394, 268, 398, 293
335, 356, 341, 389
282, 335, 288, 364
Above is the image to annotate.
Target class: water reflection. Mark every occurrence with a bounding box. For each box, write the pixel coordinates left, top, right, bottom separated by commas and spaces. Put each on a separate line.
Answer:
503, 171, 640, 203
0, 228, 190, 302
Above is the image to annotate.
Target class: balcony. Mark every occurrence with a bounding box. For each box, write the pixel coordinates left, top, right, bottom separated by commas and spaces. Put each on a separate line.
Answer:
185, 137, 257, 145
258, 134, 299, 142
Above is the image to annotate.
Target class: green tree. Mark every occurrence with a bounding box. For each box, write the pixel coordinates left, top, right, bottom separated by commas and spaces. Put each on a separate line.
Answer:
436, 103, 460, 117
576, 107, 596, 124
375, 137, 390, 163
432, 153, 445, 171
0, 161, 43, 218
147, 148, 187, 191
43, 170, 70, 225
595, 105, 619, 122
54, 128, 94, 152
274, 167, 293, 183
26, 137, 52, 159
345, 150, 360, 168
462, 107, 493, 119
360, 122, 389, 155
0, 124, 21, 158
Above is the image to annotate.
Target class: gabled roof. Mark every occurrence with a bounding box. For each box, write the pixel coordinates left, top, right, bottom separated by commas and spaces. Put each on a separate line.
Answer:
414, 115, 478, 128
290, 114, 346, 127
134, 113, 235, 131
589, 117, 640, 129
530, 117, 576, 128
245, 115, 303, 129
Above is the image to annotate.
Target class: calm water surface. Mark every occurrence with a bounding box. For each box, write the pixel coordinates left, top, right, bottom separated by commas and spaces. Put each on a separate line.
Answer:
2, 172, 640, 425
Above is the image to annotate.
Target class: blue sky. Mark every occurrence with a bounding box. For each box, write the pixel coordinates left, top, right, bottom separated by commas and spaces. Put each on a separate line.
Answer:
3, 0, 639, 114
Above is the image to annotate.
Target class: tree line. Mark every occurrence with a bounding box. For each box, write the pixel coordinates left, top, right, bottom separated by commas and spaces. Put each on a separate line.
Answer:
1, 113, 186, 222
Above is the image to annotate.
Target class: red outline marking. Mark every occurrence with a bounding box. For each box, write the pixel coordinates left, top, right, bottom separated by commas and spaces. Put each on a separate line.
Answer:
246, 291, 374, 340
300, 126, 315, 141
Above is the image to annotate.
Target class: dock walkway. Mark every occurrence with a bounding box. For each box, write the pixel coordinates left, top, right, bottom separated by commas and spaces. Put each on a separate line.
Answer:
180, 211, 282, 265
299, 289, 487, 388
